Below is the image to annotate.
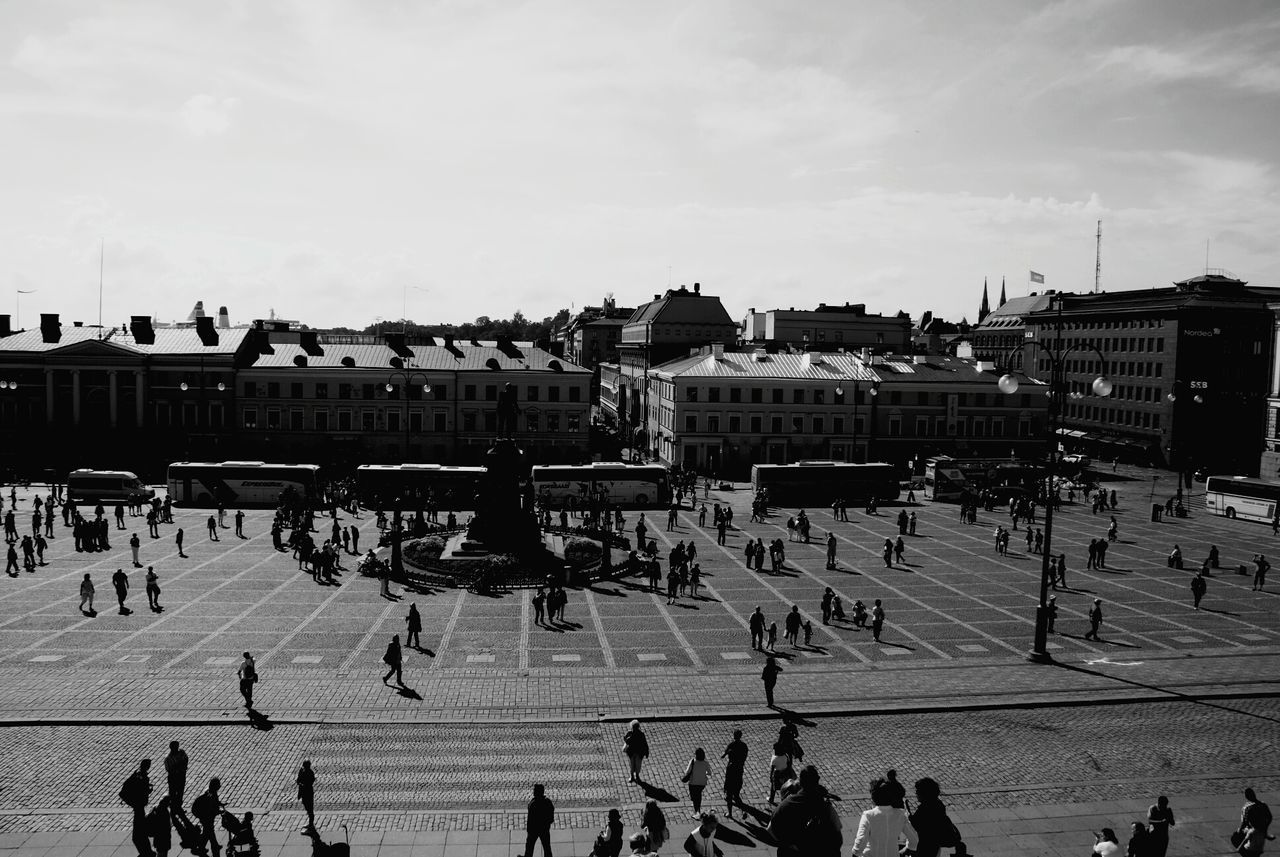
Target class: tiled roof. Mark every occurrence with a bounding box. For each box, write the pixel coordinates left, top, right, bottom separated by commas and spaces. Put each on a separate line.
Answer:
246, 343, 588, 373
870, 355, 1045, 385
112, 328, 249, 355
652, 352, 879, 382
626, 290, 736, 326
976, 294, 1055, 328
0, 326, 117, 353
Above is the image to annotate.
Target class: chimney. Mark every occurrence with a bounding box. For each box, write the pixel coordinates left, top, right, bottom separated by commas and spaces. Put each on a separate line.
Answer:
300, 331, 323, 356
711, 342, 724, 360
40, 313, 60, 343
654, 294, 661, 301
195, 316, 219, 346
130, 315, 155, 345
217, 306, 230, 329
0, 315, 10, 338
693, 282, 700, 294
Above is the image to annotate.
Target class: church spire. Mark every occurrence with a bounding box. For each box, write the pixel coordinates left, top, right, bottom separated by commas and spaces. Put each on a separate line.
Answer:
978, 278, 991, 323
999, 277, 1007, 308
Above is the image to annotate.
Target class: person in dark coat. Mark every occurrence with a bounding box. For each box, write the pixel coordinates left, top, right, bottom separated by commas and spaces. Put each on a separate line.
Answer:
382, 635, 403, 686
296, 760, 316, 831
908, 776, 960, 857
405, 604, 422, 649
146, 796, 172, 857
522, 783, 555, 857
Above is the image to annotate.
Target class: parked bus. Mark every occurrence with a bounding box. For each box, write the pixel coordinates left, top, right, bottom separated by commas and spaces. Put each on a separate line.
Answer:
923, 457, 968, 502
750, 461, 900, 506
167, 461, 321, 507
531, 463, 670, 507
67, 469, 155, 504
922, 456, 1045, 503
355, 464, 485, 509
1205, 475, 1280, 523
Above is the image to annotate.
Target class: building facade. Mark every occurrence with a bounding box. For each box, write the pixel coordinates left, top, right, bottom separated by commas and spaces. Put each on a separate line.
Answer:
1023, 273, 1277, 474
970, 293, 1054, 364
643, 348, 1048, 475
741, 303, 912, 353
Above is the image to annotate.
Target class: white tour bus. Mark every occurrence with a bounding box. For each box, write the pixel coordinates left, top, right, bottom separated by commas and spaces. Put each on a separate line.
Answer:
530, 463, 670, 507
1204, 475, 1280, 523
167, 461, 321, 507
66, 470, 156, 504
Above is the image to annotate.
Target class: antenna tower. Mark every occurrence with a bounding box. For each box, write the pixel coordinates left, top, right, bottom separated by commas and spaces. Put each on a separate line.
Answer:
1094, 220, 1102, 294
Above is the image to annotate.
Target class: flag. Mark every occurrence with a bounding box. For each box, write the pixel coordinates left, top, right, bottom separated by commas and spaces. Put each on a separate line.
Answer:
1029, 271, 1045, 284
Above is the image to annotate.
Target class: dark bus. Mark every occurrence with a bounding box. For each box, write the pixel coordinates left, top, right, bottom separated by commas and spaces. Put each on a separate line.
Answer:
750, 461, 901, 506
355, 464, 485, 509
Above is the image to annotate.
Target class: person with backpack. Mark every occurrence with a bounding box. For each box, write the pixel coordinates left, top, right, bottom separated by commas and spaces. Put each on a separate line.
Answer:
237, 652, 257, 708
852, 776, 918, 857
146, 796, 173, 857
681, 811, 719, 856
908, 776, 962, 857
623, 719, 650, 783
680, 747, 713, 818
767, 764, 843, 857
120, 759, 153, 857
190, 778, 225, 857
1236, 787, 1273, 857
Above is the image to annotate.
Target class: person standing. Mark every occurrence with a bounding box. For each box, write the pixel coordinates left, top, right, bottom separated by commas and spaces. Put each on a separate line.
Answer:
767, 765, 843, 857
296, 760, 316, 832
1191, 572, 1207, 610
191, 778, 224, 857
1084, 599, 1103, 641
1146, 796, 1174, 857
680, 747, 713, 817
79, 573, 96, 615
871, 599, 885, 643
852, 777, 918, 857
237, 651, 257, 707
1047, 595, 1058, 633
382, 634, 403, 686
521, 783, 555, 857
720, 730, 748, 819
623, 719, 649, 783
762, 655, 782, 708
164, 741, 187, 812
130, 533, 142, 568
207, 516, 218, 542
144, 567, 161, 612
749, 606, 766, 651
909, 776, 962, 857
405, 604, 422, 649
119, 759, 152, 857
826, 532, 837, 569
1254, 555, 1270, 592
112, 568, 131, 615
175, 528, 185, 558
234, 510, 244, 538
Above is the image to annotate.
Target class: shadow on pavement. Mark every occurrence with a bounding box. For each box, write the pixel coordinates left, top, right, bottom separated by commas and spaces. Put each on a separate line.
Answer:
247, 707, 274, 731
637, 781, 680, 803
1052, 659, 1280, 724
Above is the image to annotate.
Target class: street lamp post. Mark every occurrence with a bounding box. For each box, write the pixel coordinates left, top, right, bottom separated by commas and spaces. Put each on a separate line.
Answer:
385, 368, 431, 577
834, 379, 880, 464
997, 342, 1112, 663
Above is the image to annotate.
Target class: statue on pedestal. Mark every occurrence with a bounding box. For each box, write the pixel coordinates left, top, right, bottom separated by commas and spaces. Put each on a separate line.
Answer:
496, 382, 520, 437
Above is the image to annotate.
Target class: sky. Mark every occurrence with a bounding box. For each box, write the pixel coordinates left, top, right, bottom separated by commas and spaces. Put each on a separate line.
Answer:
2, 0, 1279, 331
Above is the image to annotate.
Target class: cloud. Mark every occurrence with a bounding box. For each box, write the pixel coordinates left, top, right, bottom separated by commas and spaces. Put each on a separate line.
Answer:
1099, 42, 1280, 95
178, 94, 239, 136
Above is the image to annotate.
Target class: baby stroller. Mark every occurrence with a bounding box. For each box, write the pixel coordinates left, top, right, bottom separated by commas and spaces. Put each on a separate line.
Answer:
221, 810, 259, 857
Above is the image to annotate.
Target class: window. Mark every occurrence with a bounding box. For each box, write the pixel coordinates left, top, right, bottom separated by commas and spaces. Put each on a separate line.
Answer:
526, 413, 539, 432
433, 384, 447, 400
750, 416, 763, 433
290, 409, 303, 431
410, 410, 423, 432
243, 382, 257, 398
569, 386, 581, 402
813, 417, 824, 434
814, 389, 825, 405
485, 385, 497, 401
751, 388, 763, 404
314, 410, 329, 431
338, 383, 352, 399
916, 416, 929, 437
793, 389, 804, 404
833, 417, 844, 435
484, 412, 496, 432
772, 389, 783, 404
267, 382, 280, 398
568, 413, 580, 431
686, 387, 698, 402
463, 411, 477, 432
527, 385, 539, 401
888, 416, 901, 436
547, 413, 560, 432
1156, 338, 1164, 352
464, 384, 477, 401
362, 383, 376, 400
315, 383, 329, 399
1019, 417, 1032, 437
266, 408, 281, 430
708, 415, 720, 433
242, 408, 257, 429
729, 388, 741, 403
685, 415, 697, 432
771, 416, 783, 433
549, 386, 560, 402
338, 409, 353, 431
705, 387, 720, 403
792, 417, 803, 433
387, 410, 400, 432
362, 411, 375, 432
433, 412, 447, 432
889, 391, 902, 405
728, 415, 741, 433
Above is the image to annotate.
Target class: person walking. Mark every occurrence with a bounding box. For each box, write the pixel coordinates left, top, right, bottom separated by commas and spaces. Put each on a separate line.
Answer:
1047, 595, 1058, 633
641, 799, 668, 854
175, 528, 185, 558
1057, 553, 1068, 589
119, 758, 152, 857
191, 778, 224, 857
296, 760, 316, 832
784, 605, 802, 647
1191, 572, 1207, 610
207, 515, 218, 541
405, 603, 422, 649
680, 748, 713, 818
146, 796, 172, 857
1084, 599, 1103, 641
721, 730, 748, 819
1146, 795, 1174, 857
237, 651, 257, 707
382, 634, 404, 686
130, 533, 142, 568
164, 741, 187, 812
767, 764, 843, 857
521, 783, 555, 857
894, 536, 905, 565
1236, 788, 1272, 857
1254, 554, 1270, 591
623, 719, 650, 783
749, 606, 766, 651
871, 599, 885, 643
112, 568, 131, 615
762, 655, 782, 708
144, 567, 161, 611
79, 573, 95, 615
908, 776, 962, 857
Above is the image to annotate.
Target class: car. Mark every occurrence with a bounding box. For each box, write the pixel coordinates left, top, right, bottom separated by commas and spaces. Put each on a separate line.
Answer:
1061, 454, 1091, 468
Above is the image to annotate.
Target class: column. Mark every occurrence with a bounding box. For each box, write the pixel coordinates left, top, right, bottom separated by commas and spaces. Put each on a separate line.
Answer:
1272, 319, 1280, 397
71, 369, 81, 426
134, 371, 145, 427
108, 370, 118, 428
44, 369, 54, 423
